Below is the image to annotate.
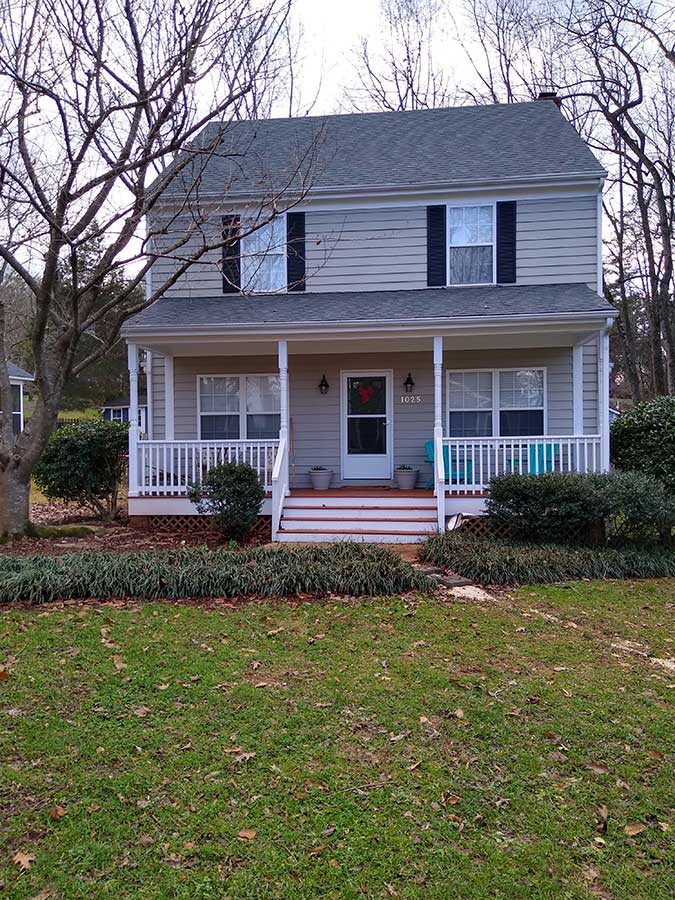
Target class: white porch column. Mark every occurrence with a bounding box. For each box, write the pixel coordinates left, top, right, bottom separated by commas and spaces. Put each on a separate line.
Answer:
598, 327, 611, 471
127, 343, 139, 494
278, 340, 290, 496
278, 339, 289, 443
164, 354, 175, 441
572, 342, 584, 435
433, 335, 444, 531
145, 350, 154, 439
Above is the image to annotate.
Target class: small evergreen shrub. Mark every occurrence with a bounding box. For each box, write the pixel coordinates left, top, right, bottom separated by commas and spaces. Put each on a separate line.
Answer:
34, 419, 128, 518
419, 531, 675, 585
188, 462, 265, 540
0, 543, 433, 604
611, 397, 675, 493
487, 471, 675, 545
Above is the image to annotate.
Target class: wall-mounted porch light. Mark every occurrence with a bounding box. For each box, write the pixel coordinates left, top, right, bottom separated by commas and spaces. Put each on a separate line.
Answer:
319, 374, 330, 395
404, 372, 415, 393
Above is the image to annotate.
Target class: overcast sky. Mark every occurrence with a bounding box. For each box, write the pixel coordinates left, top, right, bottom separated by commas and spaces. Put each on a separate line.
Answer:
290, 0, 472, 115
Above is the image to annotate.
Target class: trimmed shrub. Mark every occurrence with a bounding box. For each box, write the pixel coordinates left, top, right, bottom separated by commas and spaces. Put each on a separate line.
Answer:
611, 397, 675, 493
486, 471, 675, 545
0, 543, 433, 604
419, 531, 675, 586
188, 462, 265, 541
34, 418, 128, 518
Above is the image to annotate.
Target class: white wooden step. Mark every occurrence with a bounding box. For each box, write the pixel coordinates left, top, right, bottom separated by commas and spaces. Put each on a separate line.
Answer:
276, 530, 430, 544
284, 495, 436, 509
280, 517, 437, 533
282, 507, 436, 521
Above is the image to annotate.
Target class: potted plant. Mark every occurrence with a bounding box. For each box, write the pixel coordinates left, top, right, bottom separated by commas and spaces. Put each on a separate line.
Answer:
395, 464, 418, 490
309, 466, 333, 490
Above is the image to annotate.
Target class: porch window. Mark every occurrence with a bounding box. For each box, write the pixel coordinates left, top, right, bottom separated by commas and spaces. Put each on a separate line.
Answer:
447, 371, 493, 437
198, 375, 280, 440
447, 205, 494, 285
499, 369, 544, 436
447, 368, 545, 437
240, 216, 286, 293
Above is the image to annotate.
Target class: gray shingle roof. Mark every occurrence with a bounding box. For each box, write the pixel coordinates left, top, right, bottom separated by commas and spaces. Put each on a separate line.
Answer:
7, 362, 33, 380
160, 101, 605, 197
125, 283, 614, 332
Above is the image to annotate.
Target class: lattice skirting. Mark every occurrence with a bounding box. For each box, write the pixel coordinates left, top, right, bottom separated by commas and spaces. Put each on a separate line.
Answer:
133, 514, 272, 541
458, 515, 600, 545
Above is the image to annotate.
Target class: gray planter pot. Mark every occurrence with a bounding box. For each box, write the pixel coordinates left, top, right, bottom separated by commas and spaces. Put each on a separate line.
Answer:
395, 468, 418, 490
309, 469, 333, 490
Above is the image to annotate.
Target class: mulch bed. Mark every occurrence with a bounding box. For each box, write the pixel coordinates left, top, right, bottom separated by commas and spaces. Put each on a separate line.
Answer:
0, 503, 239, 557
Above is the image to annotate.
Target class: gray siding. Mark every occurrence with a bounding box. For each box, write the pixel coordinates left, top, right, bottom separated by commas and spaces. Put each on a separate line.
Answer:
304, 206, 427, 292
516, 195, 597, 287
150, 352, 165, 439
165, 346, 592, 487
147, 193, 599, 299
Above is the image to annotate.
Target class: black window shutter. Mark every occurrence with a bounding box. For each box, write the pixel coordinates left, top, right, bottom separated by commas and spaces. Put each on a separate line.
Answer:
496, 201, 517, 284
286, 212, 306, 291
427, 205, 446, 286
222, 214, 240, 293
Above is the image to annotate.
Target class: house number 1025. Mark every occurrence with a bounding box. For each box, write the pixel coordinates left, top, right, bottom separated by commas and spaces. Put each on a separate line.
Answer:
400, 395, 422, 404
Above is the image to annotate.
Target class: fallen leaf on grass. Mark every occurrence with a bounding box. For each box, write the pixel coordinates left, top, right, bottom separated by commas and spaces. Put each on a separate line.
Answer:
549, 751, 568, 764
49, 805, 67, 820
0, 669, 11, 682
112, 655, 127, 671
235, 751, 256, 763
453, 709, 464, 719
585, 762, 609, 775
266, 628, 284, 637
389, 733, 406, 743
441, 792, 461, 806
134, 706, 150, 718
624, 822, 647, 836
223, 747, 243, 754
505, 707, 522, 717
238, 828, 256, 840
13, 850, 35, 872
646, 750, 664, 761
308, 843, 328, 857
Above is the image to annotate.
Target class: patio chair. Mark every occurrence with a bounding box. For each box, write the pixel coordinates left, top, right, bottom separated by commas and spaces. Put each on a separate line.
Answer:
424, 439, 474, 489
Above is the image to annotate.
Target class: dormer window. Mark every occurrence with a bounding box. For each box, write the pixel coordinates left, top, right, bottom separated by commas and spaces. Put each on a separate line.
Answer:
240, 216, 286, 293
447, 205, 494, 285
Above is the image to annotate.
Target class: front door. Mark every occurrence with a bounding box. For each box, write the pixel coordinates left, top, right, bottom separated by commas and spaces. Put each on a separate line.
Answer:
341, 370, 393, 480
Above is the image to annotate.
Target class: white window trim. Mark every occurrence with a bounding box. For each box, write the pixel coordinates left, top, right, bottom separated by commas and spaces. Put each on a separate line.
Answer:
196, 374, 281, 440
10, 381, 24, 432
446, 367, 548, 437
446, 200, 497, 287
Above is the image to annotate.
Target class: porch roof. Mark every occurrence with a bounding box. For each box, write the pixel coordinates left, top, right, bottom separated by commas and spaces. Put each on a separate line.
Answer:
7, 361, 34, 381
125, 283, 614, 337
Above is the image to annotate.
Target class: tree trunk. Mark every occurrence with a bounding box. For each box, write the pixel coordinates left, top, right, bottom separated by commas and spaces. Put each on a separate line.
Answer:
0, 467, 31, 536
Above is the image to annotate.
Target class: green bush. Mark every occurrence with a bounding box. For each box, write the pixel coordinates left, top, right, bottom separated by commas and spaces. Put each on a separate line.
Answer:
34, 418, 128, 518
419, 531, 675, 586
611, 397, 675, 493
486, 471, 675, 545
0, 544, 433, 604
188, 462, 265, 540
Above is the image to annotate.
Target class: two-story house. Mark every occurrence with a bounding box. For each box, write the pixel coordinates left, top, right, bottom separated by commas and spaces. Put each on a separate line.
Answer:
123, 98, 615, 541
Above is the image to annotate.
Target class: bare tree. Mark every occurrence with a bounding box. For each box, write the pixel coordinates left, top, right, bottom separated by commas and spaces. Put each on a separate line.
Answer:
0, 0, 320, 536
347, 0, 457, 111
463, 0, 675, 401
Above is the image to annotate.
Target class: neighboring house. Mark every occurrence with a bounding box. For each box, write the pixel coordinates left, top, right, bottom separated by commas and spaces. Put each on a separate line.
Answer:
123, 97, 616, 541
609, 406, 621, 426
1, 362, 33, 434
101, 397, 148, 434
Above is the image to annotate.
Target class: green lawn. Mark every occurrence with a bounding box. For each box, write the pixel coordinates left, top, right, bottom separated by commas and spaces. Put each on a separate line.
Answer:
1, 581, 673, 899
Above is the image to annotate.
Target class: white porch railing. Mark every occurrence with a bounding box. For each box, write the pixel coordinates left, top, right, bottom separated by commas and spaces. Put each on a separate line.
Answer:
132, 439, 279, 495
441, 435, 602, 494
271, 435, 289, 539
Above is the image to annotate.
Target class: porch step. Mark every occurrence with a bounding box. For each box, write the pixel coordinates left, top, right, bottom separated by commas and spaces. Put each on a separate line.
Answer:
278, 490, 439, 543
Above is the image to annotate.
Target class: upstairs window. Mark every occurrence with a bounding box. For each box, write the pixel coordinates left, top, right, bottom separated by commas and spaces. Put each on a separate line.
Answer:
447, 205, 494, 285
198, 375, 280, 440
240, 217, 286, 293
